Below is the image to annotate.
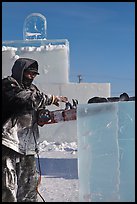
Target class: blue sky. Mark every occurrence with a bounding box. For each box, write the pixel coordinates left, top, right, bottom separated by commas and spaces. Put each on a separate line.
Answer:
2, 2, 135, 96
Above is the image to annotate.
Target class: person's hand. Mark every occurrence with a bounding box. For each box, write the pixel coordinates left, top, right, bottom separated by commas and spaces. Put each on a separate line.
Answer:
53, 96, 68, 107
58, 96, 68, 103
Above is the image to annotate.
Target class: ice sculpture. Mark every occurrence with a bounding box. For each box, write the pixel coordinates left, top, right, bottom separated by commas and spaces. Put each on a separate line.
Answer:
77, 101, 135, 202
23, 13, 47, 40
2, 12, 69, 83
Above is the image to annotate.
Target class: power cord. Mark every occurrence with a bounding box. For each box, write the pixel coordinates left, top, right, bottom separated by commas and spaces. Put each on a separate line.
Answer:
35, 148, 46, 202
33, 130, 46, 202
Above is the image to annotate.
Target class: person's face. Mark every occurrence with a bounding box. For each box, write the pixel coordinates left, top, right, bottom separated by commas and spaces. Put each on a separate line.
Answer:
23, 71, 37, 80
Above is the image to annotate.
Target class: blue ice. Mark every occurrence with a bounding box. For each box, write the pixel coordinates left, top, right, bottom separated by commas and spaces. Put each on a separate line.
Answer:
77, 101, 135, 202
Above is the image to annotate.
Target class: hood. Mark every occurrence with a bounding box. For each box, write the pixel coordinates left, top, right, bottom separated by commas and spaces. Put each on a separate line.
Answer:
11, 58, 38, 84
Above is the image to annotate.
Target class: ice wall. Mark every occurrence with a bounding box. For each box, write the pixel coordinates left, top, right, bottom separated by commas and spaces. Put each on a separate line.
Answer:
77, 101, 135, 202
2, 40, 69, 83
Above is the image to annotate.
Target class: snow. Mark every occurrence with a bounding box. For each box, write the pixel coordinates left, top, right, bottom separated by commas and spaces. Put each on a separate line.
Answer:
36, 141, 79, 202
38, 140, 77, 153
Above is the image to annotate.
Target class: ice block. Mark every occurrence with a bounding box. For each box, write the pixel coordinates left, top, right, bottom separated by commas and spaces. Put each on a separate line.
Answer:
77, 101, 135, 202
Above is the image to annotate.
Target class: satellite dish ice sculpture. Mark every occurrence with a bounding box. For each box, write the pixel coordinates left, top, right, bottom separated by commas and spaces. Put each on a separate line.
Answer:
23, 13, 47, 40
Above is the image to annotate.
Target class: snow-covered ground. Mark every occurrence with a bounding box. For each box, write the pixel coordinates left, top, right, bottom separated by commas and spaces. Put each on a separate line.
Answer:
37, 140, 79, 202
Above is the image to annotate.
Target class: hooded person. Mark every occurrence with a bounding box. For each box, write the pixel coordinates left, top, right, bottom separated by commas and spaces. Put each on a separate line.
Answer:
2, 57, 68, 202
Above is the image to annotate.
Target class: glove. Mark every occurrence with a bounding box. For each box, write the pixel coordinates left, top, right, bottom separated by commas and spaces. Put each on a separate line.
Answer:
58, 96, 68, 102
53, 96, 68, 107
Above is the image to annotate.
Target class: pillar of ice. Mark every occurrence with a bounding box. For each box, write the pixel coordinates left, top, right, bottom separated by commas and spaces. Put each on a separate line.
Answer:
77, 101, 135, 202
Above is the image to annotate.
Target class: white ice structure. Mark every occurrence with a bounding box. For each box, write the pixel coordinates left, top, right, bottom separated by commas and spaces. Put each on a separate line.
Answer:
2, 40, 69, 84
2, 39, 110, 142
77, 101, 135, 202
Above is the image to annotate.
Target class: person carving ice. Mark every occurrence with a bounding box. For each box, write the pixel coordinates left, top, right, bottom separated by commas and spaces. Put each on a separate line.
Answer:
2, 57, 68, 202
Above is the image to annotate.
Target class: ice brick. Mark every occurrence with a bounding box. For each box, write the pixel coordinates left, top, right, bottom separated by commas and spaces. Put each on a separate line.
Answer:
77, 101, 135, 202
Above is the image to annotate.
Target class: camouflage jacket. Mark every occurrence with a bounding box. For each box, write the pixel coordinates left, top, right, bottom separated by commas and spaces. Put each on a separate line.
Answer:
2, 58, 54, 155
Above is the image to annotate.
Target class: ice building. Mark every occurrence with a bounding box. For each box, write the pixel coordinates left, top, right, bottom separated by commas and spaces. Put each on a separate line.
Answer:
2, 13, 110, 142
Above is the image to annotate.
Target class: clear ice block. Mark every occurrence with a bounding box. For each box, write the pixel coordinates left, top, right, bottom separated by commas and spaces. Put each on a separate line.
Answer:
77, 101, 135, 202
